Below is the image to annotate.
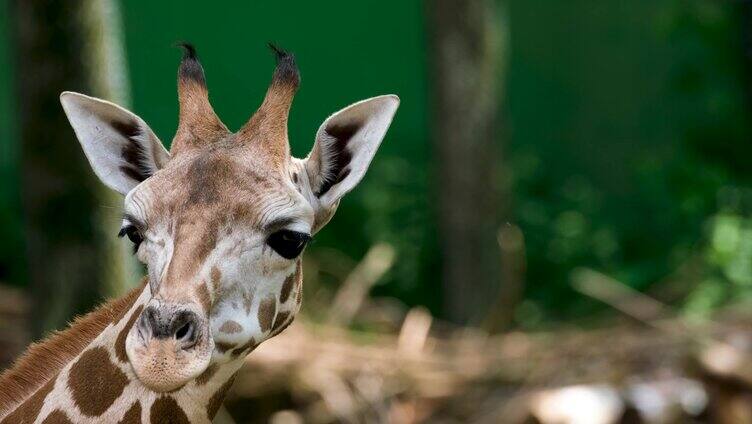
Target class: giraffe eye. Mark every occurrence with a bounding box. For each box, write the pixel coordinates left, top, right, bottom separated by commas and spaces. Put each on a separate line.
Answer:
118, 224, 144, 252
267, 230, 311, 259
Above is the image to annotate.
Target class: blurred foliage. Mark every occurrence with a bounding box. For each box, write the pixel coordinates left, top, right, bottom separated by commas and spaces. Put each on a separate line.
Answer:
508, 0, 752, 326
0, 1, 22, 286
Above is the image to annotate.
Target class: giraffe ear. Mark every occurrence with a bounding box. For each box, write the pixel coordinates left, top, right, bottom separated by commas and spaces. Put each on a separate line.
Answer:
304, 95, 399, 209
60, 91, 169, 195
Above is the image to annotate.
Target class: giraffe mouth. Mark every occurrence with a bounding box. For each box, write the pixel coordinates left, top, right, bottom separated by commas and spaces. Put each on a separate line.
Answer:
125, 302, 214, 392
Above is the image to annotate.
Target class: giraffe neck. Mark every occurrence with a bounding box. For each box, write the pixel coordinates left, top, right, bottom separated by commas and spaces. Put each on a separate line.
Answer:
0, 281, 242, 424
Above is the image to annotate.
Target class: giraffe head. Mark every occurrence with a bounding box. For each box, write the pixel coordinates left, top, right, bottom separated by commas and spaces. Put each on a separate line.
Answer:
60, 45, 398, 392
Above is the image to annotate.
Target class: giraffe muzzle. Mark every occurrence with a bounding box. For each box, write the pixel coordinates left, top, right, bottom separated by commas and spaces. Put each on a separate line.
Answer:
126, 301, 214, 392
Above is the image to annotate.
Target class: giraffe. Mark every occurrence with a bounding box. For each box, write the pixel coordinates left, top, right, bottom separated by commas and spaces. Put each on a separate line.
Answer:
0, 44, 399, 423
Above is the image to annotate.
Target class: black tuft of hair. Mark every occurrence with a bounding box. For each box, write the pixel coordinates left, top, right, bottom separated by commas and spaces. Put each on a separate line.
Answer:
267, 43, 300, 88
267, 43, 288, 59
176, 42, 206, 85
177, 42, 197, 59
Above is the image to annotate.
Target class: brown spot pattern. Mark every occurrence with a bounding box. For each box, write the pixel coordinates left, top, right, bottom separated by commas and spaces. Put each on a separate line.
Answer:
295, 260, 303, 306
230, 338, 257, 357
257, 297, 277, 333
210, 266, 222, 288
0, 377, 54, 424
242, 291, 254, 315
68, 347, 129, 417
279, 274, 294, 303
218, 320, 242, 334
271, 311, 291, 334
196, 364, 218, 386
150, 396, 189, 424
115, 305, 144, 363
207, 376, 235, 420
40, 409, 73, 424
215, 342, 236, 354
273, 321, 293, 338
196, 283, 212, 314
118, 401, 142, 424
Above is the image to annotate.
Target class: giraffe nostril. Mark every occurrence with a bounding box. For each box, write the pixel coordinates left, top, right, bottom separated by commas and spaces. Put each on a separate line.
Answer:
175, 321, 193, 341
138, 305, 201, 349
170, 310, 200, 350
137, 306, 160, 338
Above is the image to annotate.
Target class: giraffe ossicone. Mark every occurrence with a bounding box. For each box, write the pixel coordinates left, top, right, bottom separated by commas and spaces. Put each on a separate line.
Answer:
0, 44, 398, 423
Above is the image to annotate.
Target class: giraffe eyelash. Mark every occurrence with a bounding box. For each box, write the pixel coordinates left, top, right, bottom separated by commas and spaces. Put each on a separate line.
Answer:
118, 220, 144, 253
266, 229, 311, 259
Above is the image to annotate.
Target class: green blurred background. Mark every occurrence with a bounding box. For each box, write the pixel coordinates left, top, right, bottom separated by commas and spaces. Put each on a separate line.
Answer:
2, 0, 752, 334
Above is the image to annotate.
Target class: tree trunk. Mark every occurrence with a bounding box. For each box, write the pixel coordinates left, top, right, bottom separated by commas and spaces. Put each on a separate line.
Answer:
427, 0, 507, 324
10, 0, 136, 337
740, 0, 752, 111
